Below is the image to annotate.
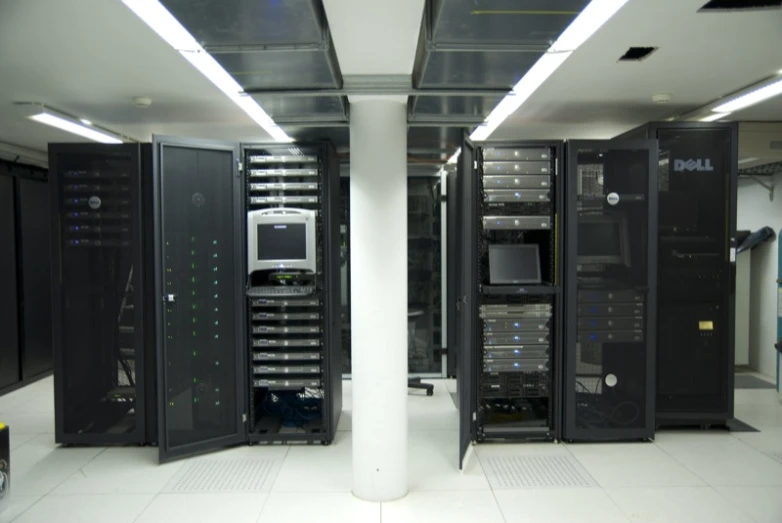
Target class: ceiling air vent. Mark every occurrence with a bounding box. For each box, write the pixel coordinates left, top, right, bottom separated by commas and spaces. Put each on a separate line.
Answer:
700, 0, 782, 11
619, 47, 658, 62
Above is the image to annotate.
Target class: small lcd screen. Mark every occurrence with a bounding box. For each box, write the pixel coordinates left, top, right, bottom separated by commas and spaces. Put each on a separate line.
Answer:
257, 223, 306, 261
578, 221, 621, 257
488, 244, 541, 284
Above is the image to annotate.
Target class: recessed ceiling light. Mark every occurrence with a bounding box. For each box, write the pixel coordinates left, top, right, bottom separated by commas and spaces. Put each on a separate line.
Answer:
19, 105, 124, 144
712, 77, 782, 113
700, 112, 732, 122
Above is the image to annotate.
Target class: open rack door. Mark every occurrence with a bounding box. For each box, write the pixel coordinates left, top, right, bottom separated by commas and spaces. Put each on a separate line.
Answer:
458, 139, 478, 469
154, 136, 246, 462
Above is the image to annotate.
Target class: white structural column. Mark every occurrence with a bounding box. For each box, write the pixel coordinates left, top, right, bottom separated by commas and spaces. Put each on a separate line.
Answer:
349, 97, 408, 501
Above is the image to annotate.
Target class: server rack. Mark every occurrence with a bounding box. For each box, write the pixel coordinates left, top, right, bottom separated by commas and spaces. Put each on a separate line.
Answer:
457, 139, 564, 468
242, 142, 342, 445
49, 143, 156, 445
563, 139, 658, 442
0, 161, 53, 397
617, 122, 738, 426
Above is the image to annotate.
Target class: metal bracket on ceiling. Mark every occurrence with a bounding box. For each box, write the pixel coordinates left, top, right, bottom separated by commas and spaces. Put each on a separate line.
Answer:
748, 175, 776, 201
204, 42, 326, 54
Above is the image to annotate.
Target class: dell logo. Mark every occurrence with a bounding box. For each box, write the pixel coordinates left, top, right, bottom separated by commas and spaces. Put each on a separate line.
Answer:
673, 159, 714, 172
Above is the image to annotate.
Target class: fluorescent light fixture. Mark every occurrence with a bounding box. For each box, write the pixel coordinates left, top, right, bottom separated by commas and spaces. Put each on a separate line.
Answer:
23, 105, 123, 144
738, 157, 759, 165
80, 118, 92, 126
470, 125, 493, 142
699, 112, 731, 122
121, 0, 199, 52
712, 77, 782, 113
446, 148, 461, 164
549, 0, 631, 52
466, 0, 628, 144
122, 0, 292, 143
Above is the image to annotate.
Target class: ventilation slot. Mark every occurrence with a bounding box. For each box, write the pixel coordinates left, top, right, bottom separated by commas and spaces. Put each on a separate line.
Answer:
700, 0, 782, 10
619, 47, 657, 61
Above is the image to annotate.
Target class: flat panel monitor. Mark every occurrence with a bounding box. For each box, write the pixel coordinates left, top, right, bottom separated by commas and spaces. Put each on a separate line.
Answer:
577, 214, 630, 266
488, 244, 542, 284
247, 208, 316, 274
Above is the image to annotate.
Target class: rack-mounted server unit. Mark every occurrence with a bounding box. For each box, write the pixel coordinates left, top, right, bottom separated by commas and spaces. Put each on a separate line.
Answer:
456, 139, 563, 468
617, 122, 738, 427
49, 143, 156, 445
563, 139, 658, 442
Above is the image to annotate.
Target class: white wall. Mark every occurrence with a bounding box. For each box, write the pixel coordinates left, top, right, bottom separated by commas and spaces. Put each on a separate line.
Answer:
737, 173, 782, 379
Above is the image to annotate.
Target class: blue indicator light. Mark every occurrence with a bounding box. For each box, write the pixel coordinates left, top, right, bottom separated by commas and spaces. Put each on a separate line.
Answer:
590, 307, 597, 313
590, 334, 598, 340
514, 322, 520, 327
514, 362, 519, 367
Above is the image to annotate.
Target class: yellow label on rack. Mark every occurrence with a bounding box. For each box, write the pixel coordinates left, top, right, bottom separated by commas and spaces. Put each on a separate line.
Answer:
698, 321, 714, 331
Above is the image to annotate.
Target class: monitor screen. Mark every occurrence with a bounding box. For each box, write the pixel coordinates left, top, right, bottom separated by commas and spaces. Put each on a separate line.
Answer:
578, 221, 621, 257
257, 223, 306, 261
488, 244, 541, 284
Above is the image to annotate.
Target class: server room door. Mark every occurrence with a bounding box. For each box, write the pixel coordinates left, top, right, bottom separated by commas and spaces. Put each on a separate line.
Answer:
564, 140, 658, 441
155, 137, 245, 462
458, 139, 478, 469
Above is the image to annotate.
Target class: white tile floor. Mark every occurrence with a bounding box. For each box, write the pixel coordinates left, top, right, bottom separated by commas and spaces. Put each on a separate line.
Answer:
2, 376, 782, 522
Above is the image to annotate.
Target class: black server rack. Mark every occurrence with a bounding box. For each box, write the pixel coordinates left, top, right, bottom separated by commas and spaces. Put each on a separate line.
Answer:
242, 142, 342, 444
0, 161, 54, 397
0, 175, 20, 392
49, 144, 156, 445
457, 139, 564, 468
617, 122, 738, 426
563, 139, 658, 442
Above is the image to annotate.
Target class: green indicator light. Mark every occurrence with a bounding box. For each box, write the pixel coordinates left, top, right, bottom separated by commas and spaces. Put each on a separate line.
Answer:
191, 236, 196, 242
193, 377, 198, 384
213, 280, 218, 285
191, 263, 195, 269
191, 277, 196, 283
213, 293, 218, 299
192, 304, 198, 310
192, 350, 198, 356
169, 401, 175, 407
214, 308, 218, 312
214, 334, 219, 339
191, 249, 195, 255
214, 320, 219, 326
213, 267, 217, 272
192, 290, 196, 296
213, 253, 218, 258
193, 397, 199, 404
192, 330, 197, 337
192, 318, 197, 324
166, 241, 170, 246
213, 240, 217, 245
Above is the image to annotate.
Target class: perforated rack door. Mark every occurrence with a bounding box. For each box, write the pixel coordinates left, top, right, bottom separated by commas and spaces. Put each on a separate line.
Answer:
564, 139, 658, 442
154, 137, 245, 462
49, 143, 148, 445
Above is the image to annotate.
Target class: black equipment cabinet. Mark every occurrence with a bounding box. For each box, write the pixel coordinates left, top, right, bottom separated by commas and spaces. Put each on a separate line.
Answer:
617, 122, 738, 426
49, 143, 156, 445
0, 162, 53, 396
0, 175, 20, 392
456, 139, 564, 468
563, 139, 658, 442
241, 142, 342, 445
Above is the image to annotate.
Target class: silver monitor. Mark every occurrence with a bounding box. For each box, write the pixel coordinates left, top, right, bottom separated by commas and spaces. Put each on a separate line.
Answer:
247, 208, 316, 274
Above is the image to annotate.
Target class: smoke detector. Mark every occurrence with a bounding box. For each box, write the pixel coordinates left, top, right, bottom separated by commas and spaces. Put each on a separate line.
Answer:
133, 97, 152, 109
652, 94, 672, 104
